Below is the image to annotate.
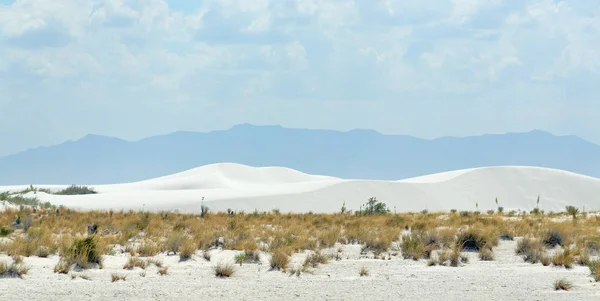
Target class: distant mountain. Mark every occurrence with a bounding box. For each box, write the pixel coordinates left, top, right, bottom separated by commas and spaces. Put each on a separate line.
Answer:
0, 124, 599, 185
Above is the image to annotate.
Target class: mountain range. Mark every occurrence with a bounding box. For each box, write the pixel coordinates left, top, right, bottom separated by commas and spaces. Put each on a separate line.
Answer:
0, 123, 598, 185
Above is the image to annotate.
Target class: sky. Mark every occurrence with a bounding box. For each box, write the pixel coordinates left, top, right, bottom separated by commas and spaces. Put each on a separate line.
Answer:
0, 0, 599, 156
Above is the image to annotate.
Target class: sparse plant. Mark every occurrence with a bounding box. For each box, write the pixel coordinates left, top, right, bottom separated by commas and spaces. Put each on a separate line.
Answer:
359, 265, 369, 276
123, 256, 147, 270
516, 238, 545, 264
303, 251, 329, 268
55, 185, 97, 195
202, 250, 212, 262
552, 248, 574, 269
588, 260, 600, 282
111, 273, 127, 282
235, 253, 246, 266
69, 272, 91, 280
269, 252, 289, 271
158, 266, 169, 276
542, 229, 564, 248
56, 235, 103, 271
478, 247, 494, 261
167, 231, 185, 255
565, 206, 579, 222
178, 239, 196, 261
11, 255, 24, 264
0, 226, 13, 237
0, 260, 29, 278
213, 262, 235, 278
553, 278, 573, 291
360, 197, 390, 215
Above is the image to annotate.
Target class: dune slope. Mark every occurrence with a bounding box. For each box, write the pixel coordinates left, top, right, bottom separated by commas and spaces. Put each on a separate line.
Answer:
1, 164, 598, 213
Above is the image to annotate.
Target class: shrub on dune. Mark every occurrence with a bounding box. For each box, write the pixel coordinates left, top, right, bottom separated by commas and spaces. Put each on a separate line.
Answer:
54, 185, 97, 195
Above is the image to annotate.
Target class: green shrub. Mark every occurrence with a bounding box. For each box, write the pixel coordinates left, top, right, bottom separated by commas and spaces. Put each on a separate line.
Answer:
54, 185, 97, 195
0, 227, 12, 237
55, 235, 103, 272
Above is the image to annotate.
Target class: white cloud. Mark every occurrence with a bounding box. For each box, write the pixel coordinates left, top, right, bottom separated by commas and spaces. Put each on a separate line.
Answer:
0, 0, 599, 156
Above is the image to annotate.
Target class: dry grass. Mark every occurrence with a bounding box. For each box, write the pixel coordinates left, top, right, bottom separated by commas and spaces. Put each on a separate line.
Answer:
589, 260, 600, 282
0, 260, 29, 278
359, 265, 369, 276
70, 272, 91, 280
123, 256, 147, 270
158, 266, 169, 276
213, 262, 235, 278
1, 205, 599, 279
111, 273, 127, 282
269, 251, 290, 271
553, 278, 573, 291
178, 239, 196, 261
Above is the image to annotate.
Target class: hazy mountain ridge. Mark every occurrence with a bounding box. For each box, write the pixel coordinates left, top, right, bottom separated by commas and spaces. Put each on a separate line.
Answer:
0, 124, 598, 185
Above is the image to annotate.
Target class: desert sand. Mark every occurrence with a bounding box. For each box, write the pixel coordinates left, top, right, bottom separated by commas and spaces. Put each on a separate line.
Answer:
1, 240, 599, 301
1, 163, 599, 300
1, 163, 599, 214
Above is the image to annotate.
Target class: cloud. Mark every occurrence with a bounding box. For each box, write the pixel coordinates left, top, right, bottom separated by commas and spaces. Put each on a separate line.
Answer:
0, 0, 599, 156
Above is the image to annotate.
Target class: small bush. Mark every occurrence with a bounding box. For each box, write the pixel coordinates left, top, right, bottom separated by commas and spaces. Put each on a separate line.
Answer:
111, 273, 126, 282
552, 248, 574, 269
269, 252, 289, 271
136, 241, 159, 257
123, 257, 147, 270
11, 255, 24, 264
53, 259, 71, 274
158, 266, 169, 276
0, 260, 29, 278
456, 229, 494, 251
55, 185, 97, 195
588, 260, 600, 282
553, 278, 573, 291
202, 250, 212, 262
516, 238, 545, 263
303, 251, 329, 268
541, 256, 551, 266
542, 229, 564, 248
58, 236, 103, 270
213, 262, 235, 278
242, 249, 260, 264
234, 253, 246, 266
479, 248, 494, 261
167, 231, 185, 255
70, 272, 91, 280
179, 239, 196, 261
359, 265, 369, 276
147, 258, 163, 268
0, 227, 13, 237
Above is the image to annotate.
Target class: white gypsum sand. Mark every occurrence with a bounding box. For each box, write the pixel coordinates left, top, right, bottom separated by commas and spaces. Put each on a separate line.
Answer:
1, 163, 599, 213
0, 240, 598, 301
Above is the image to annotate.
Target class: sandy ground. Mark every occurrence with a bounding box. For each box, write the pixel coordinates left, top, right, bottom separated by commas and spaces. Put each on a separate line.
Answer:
1, 240, 598, 301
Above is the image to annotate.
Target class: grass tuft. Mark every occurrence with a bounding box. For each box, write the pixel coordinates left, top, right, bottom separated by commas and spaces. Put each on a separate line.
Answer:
269, 252, 289, 272
553, 278, 573, 291
213, 262, 235, 278
0, 260, 29, 278
359, 265, 369, 277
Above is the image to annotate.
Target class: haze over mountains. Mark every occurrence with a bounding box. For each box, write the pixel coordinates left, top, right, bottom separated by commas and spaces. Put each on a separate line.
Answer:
0, 123, 598, 185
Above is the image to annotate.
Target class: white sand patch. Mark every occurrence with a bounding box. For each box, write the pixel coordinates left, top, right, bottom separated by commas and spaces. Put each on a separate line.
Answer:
1, 164, 599, 214
1, 240, 599, 300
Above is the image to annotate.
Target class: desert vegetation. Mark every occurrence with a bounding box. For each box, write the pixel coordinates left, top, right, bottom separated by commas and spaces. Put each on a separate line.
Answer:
0, 196, 599, 293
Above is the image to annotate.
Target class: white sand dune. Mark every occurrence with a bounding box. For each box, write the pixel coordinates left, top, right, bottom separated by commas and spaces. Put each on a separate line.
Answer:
1, 163, 599, 213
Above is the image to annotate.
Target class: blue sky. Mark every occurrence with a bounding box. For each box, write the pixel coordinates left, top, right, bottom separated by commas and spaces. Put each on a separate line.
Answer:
0, 0, 599, 156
